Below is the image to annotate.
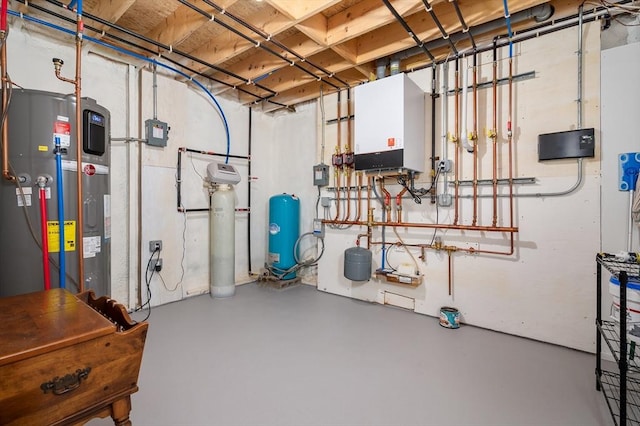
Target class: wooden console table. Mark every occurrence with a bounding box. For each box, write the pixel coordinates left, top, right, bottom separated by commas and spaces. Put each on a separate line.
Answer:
0, 288, 148, 425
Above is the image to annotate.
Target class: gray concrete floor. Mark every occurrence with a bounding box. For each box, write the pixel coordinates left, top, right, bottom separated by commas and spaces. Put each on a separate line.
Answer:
90, 283, 613, 426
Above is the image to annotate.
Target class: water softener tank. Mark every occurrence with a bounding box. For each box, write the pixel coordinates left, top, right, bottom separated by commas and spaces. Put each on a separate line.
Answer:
210, 184, 236, 297
268, 194, 300, 280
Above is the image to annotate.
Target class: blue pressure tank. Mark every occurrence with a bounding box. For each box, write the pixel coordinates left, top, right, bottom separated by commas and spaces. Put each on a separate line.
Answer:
268, 194, 300, 280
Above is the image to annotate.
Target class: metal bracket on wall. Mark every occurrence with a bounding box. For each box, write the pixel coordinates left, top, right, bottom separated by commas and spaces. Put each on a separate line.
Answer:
447, 71, 536, 95
457, 177, 536, 186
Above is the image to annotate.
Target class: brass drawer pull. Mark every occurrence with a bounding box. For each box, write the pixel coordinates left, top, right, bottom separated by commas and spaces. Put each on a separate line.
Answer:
40, 367, 92, 395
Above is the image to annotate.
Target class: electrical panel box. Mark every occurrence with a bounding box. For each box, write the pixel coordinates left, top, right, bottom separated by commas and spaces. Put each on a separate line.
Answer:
145, 119, 169, 147
313, 163, 329, 186
354, 73, 425, 173
537, 128, 595, 161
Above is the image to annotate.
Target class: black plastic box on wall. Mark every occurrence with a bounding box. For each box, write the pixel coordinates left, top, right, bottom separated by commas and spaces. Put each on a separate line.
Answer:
538, 128, 595, 161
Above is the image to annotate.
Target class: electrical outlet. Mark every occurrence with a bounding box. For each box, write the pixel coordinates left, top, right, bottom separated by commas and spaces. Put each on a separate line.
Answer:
149, 258, 162, 272
438, 193, 452, 207
149, 240, 162, 252
437, 159, 452, 173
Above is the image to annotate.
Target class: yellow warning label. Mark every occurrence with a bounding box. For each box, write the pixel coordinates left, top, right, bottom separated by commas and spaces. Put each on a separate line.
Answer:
38, 145, 49, 152
47, 220, 76, 252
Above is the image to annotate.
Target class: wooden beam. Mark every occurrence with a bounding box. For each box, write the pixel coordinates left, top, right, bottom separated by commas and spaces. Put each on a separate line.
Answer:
353, 0, 547, 65
88, 0, 137, 35
325, 0, 428, 46
145, 0, 240, 48
295, 13, 328, 46
234, 49, 357, 95
178, 5, 297, 73
183, 35, 255, 76
330, 39, 358, 65
207, 32, 324, 87
264, 0, 341, 21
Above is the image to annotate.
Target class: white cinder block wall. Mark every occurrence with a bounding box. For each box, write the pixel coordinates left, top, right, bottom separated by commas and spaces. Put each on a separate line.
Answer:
5, 17, 639, 353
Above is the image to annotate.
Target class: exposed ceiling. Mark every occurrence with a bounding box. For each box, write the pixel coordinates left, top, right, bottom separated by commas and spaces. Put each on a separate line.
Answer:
18, 0, 586, 112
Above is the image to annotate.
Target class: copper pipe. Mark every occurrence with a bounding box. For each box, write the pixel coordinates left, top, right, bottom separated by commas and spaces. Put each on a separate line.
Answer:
508, 57, 515, 240
337, 89, 342, 152
455, 234, 515, 256
396, 188, 407, 223
453, 57, 460, 226
491, 42, 498, 228
367, 238, 515, 257
0, 36, 13, 182
74, 21, 84, 291
54, 68, 75, 84
472, 52, 478, 226
367, 176, 372, 224
448, 250, 452, 296
345, 88, 352, 221
321, 218, 517, 233
333, 89, 342, 222
346, 88, 351, 152
345, 168, 352, 221
379, 178, 391, 223
52, 16, 85, 290
333, 166, 341, 221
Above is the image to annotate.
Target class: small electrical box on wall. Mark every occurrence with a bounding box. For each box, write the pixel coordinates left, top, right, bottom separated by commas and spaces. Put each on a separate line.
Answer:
537, 128, 595, 161
354, 73, 425, 173
145, 119, 169, 147
313, 163, 329, 186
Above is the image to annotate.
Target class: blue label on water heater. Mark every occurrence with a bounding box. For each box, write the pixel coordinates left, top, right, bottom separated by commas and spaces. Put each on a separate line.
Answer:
89, 112, 105, 127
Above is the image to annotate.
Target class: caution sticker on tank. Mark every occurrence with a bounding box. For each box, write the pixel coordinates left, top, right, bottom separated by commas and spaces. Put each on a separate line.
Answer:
83, 236, 101, 258
47, 220, 76, 252
61, 160, 109, 174
53, 117, 71, 148
15, 187, 32, 207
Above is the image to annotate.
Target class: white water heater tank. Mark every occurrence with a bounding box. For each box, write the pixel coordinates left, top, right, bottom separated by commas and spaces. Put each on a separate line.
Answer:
354, 73, 425, 173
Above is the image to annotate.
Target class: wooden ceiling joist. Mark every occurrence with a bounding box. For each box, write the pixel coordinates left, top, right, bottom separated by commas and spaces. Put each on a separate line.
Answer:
24, 0, 587, 111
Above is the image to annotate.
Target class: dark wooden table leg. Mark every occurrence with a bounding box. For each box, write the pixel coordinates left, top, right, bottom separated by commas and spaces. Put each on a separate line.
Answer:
111, 396, 132, 426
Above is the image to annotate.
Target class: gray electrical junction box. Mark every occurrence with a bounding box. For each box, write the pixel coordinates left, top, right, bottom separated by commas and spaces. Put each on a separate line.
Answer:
313, 163, 329, 186
145, 119, 169, 147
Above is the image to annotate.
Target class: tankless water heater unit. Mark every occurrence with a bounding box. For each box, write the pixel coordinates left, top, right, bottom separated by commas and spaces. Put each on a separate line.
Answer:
354, 73, 425, 173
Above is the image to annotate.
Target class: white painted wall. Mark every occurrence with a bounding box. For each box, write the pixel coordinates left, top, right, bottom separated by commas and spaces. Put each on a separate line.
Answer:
316, 24, 602, 352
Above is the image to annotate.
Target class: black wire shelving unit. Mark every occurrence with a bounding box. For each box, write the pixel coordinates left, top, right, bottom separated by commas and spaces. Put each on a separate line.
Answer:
596, 253, 640, 425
